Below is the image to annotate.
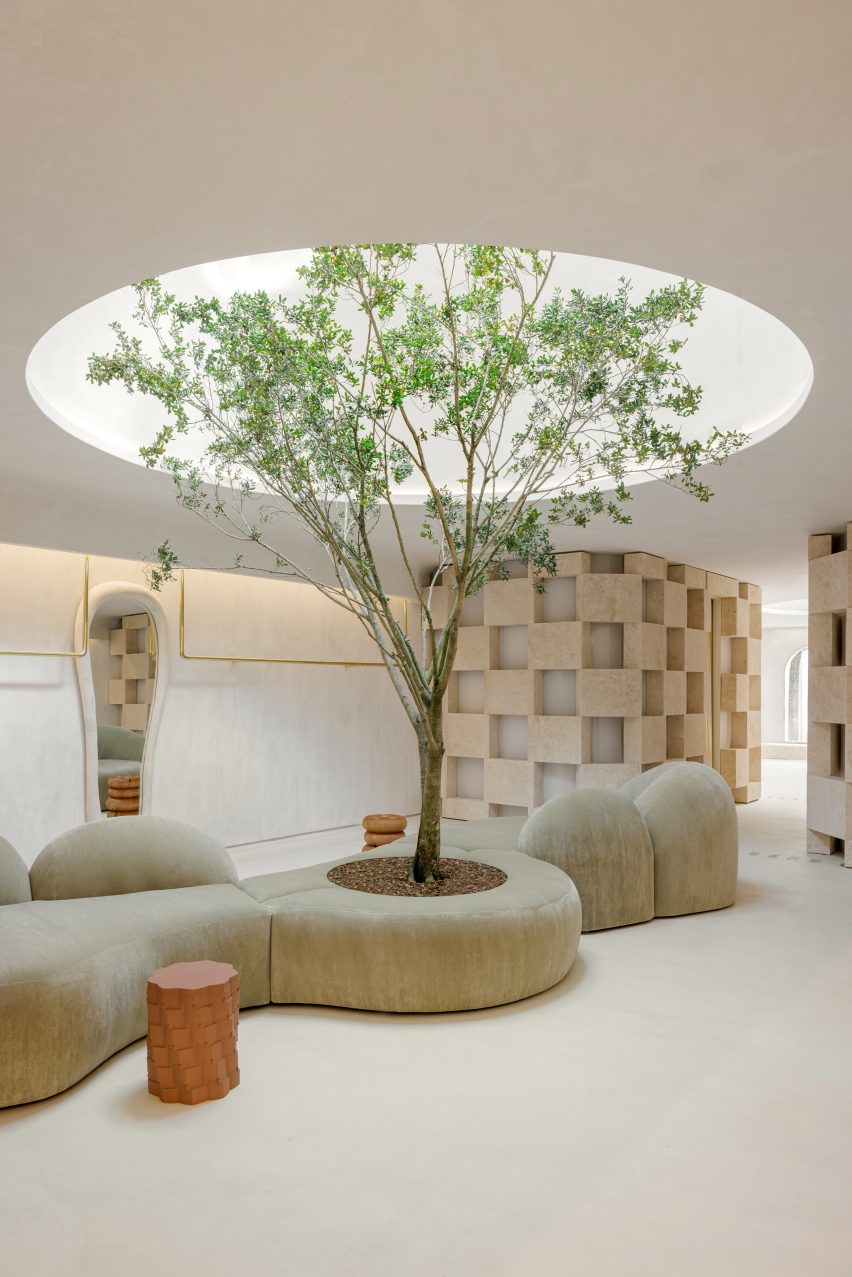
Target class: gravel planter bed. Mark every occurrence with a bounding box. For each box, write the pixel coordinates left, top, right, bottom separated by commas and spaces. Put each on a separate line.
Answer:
327, 856, 507, 897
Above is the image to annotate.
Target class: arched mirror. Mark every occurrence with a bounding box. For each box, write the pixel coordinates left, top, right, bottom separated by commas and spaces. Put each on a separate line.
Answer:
76, 584, 167, 821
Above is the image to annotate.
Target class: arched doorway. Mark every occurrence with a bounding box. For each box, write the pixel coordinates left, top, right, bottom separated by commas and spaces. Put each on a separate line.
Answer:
784, 646, 808, 743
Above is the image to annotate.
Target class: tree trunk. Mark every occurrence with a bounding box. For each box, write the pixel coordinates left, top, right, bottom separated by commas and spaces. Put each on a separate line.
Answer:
412, 718, 444, 884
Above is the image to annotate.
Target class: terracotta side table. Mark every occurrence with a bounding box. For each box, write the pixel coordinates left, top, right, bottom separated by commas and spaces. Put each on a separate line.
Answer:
146, 960, 240, 1105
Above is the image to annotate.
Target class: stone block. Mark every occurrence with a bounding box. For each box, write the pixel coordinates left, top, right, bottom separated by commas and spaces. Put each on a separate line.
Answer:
623, 552, 667, 579
484, 578, 533, 626
731, 711, 761, 750
807, 774, 847, 840
485, 669, 533, 715
623, 622, 666, 671
720, 673, 749, 712
719, 596, 750, 637
706, 571, 739, 598
687, 588, 711, 631
663, 670, 687, 716
809, 550, 848, 614
808, 534, 833, 560
576, 763, 642, 790
810, 666, 847, 724
528, 621, 586, 669
528, 715, 586, 765
444, 713, 491, 759
720, 748, 749, 789
667, 563, 707, 588
808, 612, 835, 668
443, 796, 490, 821
683, 627, 707, 672
577, 668, 643, 717
576, 573, 642, 623
454, 626, 488, 670
553, 552, 591, 577
485, 758, 533, 808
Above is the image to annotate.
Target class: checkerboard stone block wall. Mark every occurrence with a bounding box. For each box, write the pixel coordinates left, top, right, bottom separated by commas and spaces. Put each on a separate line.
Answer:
108, 612, 156, 732
433, 551, 761, 818
807, 529, 851, 865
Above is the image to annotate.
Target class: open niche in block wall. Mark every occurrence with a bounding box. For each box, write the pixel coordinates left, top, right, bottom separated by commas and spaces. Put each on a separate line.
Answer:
433, 551, 761, 817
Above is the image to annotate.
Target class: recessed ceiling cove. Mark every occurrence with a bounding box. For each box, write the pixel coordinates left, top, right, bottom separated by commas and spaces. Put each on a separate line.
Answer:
26, 247, 813, 500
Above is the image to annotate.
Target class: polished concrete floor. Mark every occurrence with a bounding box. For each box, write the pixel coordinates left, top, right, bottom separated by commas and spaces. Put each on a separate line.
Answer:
2, 762, 851, 1276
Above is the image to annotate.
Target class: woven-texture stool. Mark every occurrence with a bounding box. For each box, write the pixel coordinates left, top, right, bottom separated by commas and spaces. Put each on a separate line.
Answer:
147, 960, 239, 1104
107, 774, 140, 817
361, 812, 407, 853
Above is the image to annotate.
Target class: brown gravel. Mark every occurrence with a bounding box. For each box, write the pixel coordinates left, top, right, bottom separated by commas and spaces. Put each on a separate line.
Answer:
327, 856, 507, 897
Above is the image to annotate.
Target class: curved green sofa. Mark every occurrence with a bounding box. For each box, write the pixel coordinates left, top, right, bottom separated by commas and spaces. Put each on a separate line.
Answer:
0, 818, 580, 1108
0, 762, 736, 1108
397, 761, 739, 932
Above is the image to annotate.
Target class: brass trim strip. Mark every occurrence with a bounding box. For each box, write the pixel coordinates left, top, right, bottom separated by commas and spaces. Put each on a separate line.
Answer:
179, 569, 408, 668
0, 556, 90, 657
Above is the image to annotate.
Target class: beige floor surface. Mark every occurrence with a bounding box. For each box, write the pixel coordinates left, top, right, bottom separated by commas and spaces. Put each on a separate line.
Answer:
2, 762, 850, 1276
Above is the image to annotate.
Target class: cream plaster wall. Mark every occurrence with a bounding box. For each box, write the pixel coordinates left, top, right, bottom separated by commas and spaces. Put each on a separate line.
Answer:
0, 543, 419, 862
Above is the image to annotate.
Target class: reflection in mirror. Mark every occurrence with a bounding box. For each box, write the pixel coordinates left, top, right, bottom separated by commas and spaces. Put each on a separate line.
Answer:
89, 609, 157, 816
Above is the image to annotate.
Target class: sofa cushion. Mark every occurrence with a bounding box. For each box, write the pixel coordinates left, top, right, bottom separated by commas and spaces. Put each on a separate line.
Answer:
393, 815, 525, 856
97, 724, 145, 762
0, 835, 31, 905
0, 884, 270, 1108
29, 816, 239, 901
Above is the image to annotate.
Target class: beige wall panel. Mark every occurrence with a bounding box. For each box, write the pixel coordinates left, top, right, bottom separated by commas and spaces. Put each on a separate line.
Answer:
684, 627, 707, 672
623, 622, 666, 671
623, 552, 667, 579
485, 669, 534, 716
706, 572, 739, 597
577, 669, 643, 718
663, 671, 687, 716
810, 666, 848, 724
554, 552, 592, 577
577, 763, 641, 790
528, 715, 585, 765
454, 626, 488, 670
528, 621, 585, 669
485, 759, 533, 808
720, 748, 749, 789
667, 564, 707, 588
684, 713, 706, 757
443, 797, 490, 821
809, 550, 848, 614
444, 713, 491, 759
484, 578, 533, 626
576, 573, 642, 623
719, 596, 750, 636
808, 534, 833, 560
807, 774, 848, 840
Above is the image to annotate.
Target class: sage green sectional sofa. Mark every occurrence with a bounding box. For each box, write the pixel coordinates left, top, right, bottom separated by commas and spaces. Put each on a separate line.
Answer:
0, 761, 737, 1109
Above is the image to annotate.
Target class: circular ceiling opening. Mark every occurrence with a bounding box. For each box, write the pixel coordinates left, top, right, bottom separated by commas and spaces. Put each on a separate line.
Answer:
26, 246, 813, 499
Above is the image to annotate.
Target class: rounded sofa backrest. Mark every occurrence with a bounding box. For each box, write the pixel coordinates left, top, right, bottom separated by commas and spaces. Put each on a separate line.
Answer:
29, 817, 239, 901
0, 834, 32, 905
97, 724, 145, 762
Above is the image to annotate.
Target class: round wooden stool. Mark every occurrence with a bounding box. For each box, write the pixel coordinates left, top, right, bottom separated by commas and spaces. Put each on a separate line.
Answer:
361, 812, 407, 853
107, 774, 141, 817
146, 960, 239, 1104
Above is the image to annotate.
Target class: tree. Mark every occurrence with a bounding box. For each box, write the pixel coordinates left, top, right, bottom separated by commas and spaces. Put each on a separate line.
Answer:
88, 243, 744, 882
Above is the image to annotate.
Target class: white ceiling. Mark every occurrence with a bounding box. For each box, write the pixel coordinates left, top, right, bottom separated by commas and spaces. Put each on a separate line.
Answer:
2, 1, 851, 602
